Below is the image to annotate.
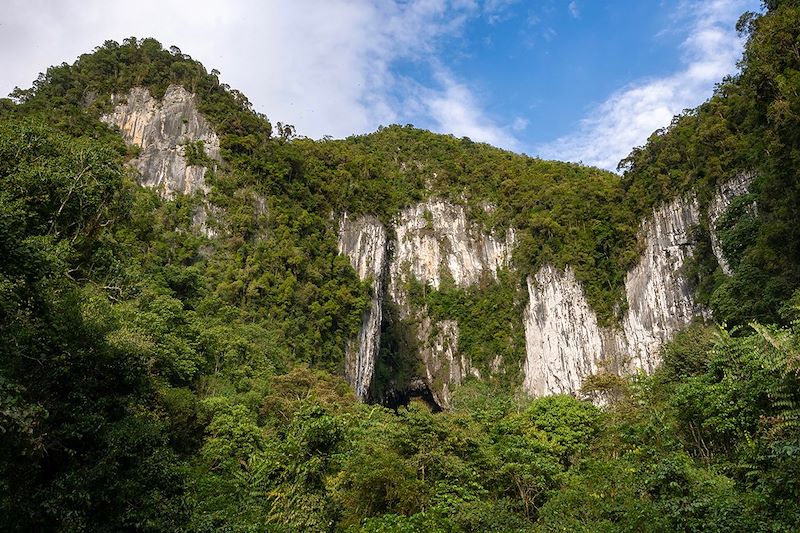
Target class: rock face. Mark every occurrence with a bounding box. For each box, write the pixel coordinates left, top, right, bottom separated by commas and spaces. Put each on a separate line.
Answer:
340, 187, 757, 405
99, 86, 762, 405
389, 200, 515, 295
388, 200, 514, 407
522, 265, 606, 397
102, 85, 220, 198
522, 195, 704, 396
337, 214, 388, 401
338, 200, 513, 406
708, 173, 755, 275
415, 318, 465, 407
621, 196, 703, 373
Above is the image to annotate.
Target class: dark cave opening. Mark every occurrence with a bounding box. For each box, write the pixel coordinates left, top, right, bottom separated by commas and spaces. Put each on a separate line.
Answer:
379, 377, 442, 412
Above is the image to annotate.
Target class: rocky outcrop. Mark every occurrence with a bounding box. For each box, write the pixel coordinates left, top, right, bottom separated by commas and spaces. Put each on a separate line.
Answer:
338, 200, 512, 407
342, 190, 753, 405
523, 266, 615, 397
337, 214, 388, 401
708, 173, 755, 275
523, 195, 703, 396
416, 318, 464, 407
621, 196, 702, 373
389, 200, 515, 301
388, 200, 514, 407
102, 85, 220, 198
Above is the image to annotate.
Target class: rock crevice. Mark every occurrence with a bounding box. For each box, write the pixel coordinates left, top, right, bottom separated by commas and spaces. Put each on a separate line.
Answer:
337, 214, 388, 401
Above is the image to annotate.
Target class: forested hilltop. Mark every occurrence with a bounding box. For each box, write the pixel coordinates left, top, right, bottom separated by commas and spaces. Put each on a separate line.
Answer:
1, 0, 800, 531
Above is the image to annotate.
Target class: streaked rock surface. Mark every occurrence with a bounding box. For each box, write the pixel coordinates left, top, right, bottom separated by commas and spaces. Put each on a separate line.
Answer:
102, 85, 220, 197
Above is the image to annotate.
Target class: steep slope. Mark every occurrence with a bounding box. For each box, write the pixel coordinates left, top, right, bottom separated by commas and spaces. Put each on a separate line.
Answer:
339, 200, 515, 407
3, 4, 797, 411
338, 214, 387, 400
3, 2, 800, 529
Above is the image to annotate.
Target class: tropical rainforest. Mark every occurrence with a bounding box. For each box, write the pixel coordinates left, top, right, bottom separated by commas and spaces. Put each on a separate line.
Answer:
1, 0, 800, 531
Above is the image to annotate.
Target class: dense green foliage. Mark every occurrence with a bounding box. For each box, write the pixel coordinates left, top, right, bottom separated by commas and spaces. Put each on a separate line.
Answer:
405, 269, 526, 384
1, 0, 800, 530
309, 127, 638, 324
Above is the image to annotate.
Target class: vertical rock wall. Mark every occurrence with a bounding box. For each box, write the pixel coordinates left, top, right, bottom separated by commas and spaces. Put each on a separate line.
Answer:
339, 200, 513, 407
522, 266, 606, 396
416, 318, 464, 407
389, 200, 515, 302
621, 196, 702, 373
388, 200, 514, 407
340, 185, 756, 404
522, 195, 704, 396
102, 85, 762, 406
102, 85, 220, 198
337, 214, 388, 401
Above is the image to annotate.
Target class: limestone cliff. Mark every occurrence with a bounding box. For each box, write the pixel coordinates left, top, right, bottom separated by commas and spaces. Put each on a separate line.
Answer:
338, 191, 746, 406
621, 195, 703, 373
338, 200, 513, 407
388, 200, 515, 296
101, 85, 220, 198
100, 86, 750, 405
337, 214, 387, 401
97, 85, 761, 408
522, 265, 609, 397
388, 200, 514, 407
521, 195, 703, 396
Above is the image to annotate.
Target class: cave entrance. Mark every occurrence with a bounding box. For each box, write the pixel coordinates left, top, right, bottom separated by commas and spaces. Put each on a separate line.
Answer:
380, 377, 442, 413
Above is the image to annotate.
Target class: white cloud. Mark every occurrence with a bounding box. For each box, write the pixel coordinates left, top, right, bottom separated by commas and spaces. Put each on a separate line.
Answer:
568, 1, 580, 18
0, 0, 518, 146
410, 68, 521, 149
483, 0, 519, 24
4, 0, 753, 166
536, 0, 753, 171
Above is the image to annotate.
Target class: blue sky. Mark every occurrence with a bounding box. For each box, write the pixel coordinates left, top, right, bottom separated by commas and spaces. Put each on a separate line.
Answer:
432, 1, 690, 142
0, 0, 761, 170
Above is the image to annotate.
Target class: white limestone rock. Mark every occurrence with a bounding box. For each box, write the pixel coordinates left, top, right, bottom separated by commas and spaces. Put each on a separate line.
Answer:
418, 318, 463, 409
522, 265, 605, 397
387, 199, 515, 406
389, 199, 514, 307
622, 196, 702, 373
337, 214, 388, 400
102, 85, 220, 198
343, 194, 708, 404
522, 195, 704, 396
339, 200, 514, 406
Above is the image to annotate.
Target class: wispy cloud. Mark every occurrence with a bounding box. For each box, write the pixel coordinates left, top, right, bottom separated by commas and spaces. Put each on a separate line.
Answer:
482, 0, 519, 24
536, 0, 752, 171
568, 1, 580, 18
511, 117, 529, 131
409, 68, 522, 149
1, 0, 751, 167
